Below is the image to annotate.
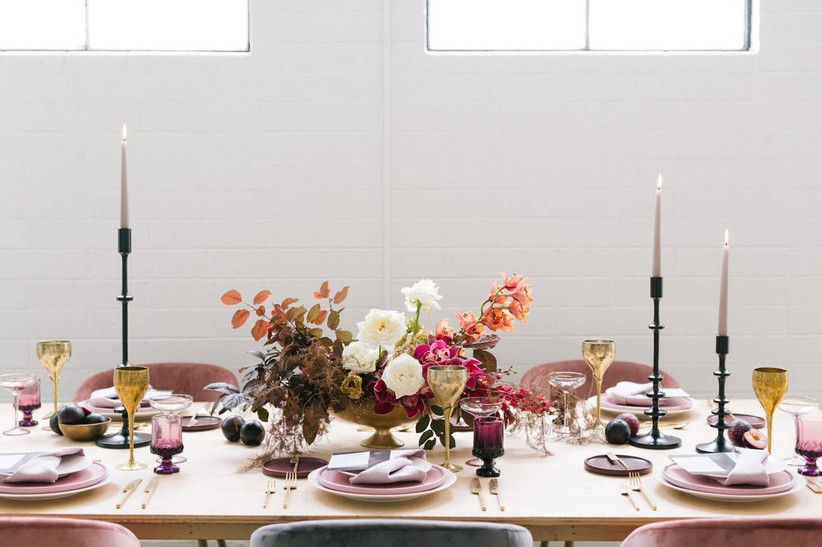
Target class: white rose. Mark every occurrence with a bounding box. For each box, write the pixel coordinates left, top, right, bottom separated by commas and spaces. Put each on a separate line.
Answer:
381, 353, 425, 398
342, 341, 379, 374
356, 308, 407, 348
401, 278, 443, 314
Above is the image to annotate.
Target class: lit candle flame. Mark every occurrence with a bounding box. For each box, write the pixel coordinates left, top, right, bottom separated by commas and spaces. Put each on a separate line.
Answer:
122, 124, 127, 141
657, 173, 662, 190
724, 229, 729, 246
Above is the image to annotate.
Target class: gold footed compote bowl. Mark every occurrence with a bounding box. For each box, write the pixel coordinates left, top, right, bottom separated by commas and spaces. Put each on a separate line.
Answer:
114, 366, 150, 471
752, 367, 788, 454
36, 340, 71, 415
427, 365, 468, 473
582, 339, 615, 430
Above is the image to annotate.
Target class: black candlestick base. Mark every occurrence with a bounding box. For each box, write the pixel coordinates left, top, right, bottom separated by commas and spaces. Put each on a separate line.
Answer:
96, 407, 150, 449
696, 438, 733, 454
630, 430, 681, 449
696, 336, 733, 453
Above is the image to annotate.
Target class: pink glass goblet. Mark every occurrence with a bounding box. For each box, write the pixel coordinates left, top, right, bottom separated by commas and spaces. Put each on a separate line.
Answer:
0, 373, 36, 436
473, 416, 504, 477
795, 412, 822, 477
18, 377, 41, 427
459, 396, 503, 467
150, 414, 183, 474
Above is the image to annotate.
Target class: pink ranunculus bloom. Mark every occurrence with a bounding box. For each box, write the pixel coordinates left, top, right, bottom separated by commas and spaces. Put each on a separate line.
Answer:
501, 272, 525, 291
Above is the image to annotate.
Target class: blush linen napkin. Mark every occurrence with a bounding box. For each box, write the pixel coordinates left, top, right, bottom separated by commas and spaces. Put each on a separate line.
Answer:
3, 447, 87, 484
716, 448, 770, 487
348, 449, 432, 485
88, 386, 172, 408
605, 381, 690, 406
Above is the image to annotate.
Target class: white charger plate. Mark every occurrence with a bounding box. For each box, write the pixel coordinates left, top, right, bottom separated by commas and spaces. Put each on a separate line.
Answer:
307, 465, 456, 503
653, 467, 805, 503
0, 465, 113, 501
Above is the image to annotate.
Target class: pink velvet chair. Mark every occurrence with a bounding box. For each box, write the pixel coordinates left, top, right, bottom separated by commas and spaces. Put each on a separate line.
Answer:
73, 362, 237, 403
520, 359, 680, 398
621, 518, 822, 547
0, 517, 139, 547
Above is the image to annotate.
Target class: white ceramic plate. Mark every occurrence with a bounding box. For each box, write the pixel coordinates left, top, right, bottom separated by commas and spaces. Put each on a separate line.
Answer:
307, 465, 457, 503
590, 395, 695, 417
0, 465, 113, 501
653, 468, 805, 503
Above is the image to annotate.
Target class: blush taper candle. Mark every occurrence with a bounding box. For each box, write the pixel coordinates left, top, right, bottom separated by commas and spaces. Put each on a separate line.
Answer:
120, 124, 129, 229
718, 229, 729, 336
652, 174, 662, 277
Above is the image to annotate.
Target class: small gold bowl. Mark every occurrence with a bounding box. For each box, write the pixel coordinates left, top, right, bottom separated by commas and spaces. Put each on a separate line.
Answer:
59, 418, 112, 442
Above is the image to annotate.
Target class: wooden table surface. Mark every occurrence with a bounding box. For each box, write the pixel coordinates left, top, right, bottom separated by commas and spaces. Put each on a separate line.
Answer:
0, 400, 818, 542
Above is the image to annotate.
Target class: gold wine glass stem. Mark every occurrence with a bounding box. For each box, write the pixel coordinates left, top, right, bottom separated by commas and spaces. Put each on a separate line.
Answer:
127, 409, 136, 466
594, 377, 603, 427
52, 377, 58, 414
442, 405, 453, 468
765, 411, 773, 454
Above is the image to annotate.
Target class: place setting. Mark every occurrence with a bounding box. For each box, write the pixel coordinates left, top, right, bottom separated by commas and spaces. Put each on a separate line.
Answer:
0, 448, 113, 501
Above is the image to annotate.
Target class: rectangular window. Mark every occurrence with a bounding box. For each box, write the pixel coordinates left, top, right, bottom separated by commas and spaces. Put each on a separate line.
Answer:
0, 0, 249, 52
428, 0, 752, 52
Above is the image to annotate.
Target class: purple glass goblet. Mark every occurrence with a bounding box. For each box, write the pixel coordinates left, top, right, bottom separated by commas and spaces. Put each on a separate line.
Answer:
795, 412, 822, 477
150, 414, 183, 475
473, 416, 504, 477
18, 377, 41, 427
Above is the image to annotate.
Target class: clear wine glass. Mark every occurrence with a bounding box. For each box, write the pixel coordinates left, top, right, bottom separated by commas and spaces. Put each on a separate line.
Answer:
548, 371, 586, 435
0, 373, 37, 436
459, 396, 503, 467
150, 394, 193, 464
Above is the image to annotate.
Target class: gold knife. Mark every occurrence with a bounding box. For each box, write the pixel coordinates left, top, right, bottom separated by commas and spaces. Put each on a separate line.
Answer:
606, 452, 631, 471
116, 479, 142, 509
489, 478, 504, 511
141, 477, 159, 509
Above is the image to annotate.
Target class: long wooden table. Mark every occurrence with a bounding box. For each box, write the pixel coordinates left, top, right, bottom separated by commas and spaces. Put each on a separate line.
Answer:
0, 400, 818, 542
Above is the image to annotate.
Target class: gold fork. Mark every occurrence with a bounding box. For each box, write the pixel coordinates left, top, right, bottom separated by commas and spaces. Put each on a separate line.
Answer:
470, 478, 486, 511
263, 480, 276, 508
489, 478, 504, 511
283, 472, 297, 509
628, 472, 656, 510
620, 483, 639, 511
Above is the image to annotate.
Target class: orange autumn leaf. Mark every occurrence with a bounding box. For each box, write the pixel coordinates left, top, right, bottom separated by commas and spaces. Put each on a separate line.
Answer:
313, 281, 330, 299
256, 306, 266, 317
221, 289, 242, 305
281, 297, 299, 308
231, 309, 250, 329
313, 310, 328, 325
251, 319, 269, 341
332, 286, 350, 305
253, 290, 272, 305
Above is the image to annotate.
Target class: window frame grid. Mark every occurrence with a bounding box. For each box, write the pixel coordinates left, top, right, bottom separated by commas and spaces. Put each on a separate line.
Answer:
426, 0, 753, 53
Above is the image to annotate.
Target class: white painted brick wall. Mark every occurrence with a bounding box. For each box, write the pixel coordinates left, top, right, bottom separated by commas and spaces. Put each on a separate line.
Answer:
0, 0, 820, 405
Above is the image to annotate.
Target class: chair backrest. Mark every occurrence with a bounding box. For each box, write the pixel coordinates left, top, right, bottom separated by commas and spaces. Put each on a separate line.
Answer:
250, 519, 533, 547
520, 359, 680, 398
0, 517, 140, 547
621, 518, 822, 547
73, 362, 237, 402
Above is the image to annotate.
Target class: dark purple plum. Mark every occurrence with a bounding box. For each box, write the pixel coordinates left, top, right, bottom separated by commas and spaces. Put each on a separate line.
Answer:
728, 419, 752, 447
84, 413, 107, 424
57, 404, 86, 425
615, 413, 640, 436
221, 414, 245, 442
49, 412, 63, 435
605, 419, 631, 445
240, 420, 265, 446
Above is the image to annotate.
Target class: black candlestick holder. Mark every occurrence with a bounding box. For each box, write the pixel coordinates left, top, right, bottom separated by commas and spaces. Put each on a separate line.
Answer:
629, 277, 681, 449
696, 336, 732, 453
97, 228, 150, 449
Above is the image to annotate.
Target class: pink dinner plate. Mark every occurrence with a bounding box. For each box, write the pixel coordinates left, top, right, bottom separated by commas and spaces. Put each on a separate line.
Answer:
0, 461, 108, 495
600, 394, 694, 413
661, 463, 794, 496
317, 465, 446, 495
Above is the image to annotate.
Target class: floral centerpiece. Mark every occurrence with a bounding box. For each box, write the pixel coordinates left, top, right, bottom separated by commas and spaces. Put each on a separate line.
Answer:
212, 274, 552, 460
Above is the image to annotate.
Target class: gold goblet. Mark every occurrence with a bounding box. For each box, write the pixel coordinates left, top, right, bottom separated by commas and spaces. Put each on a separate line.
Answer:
582, 339, 615, 429
427, 365, 468, 473
36, 340, 72, 414
114, 366, 150, 470
752, 367, 788, 454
